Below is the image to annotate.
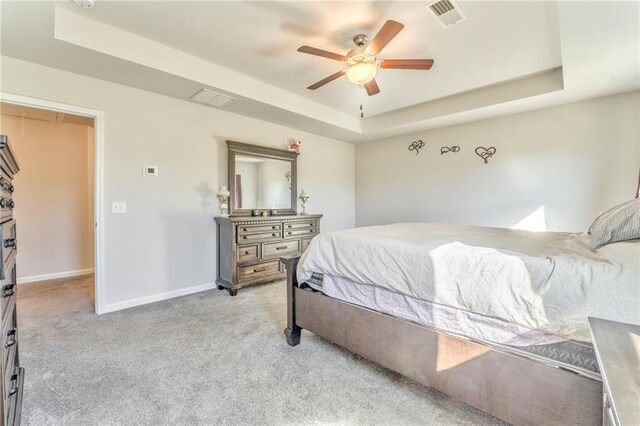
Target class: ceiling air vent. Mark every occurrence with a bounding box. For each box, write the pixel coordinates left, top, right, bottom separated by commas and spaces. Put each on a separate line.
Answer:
427, 0, 467, 28
189, 89, 235, 108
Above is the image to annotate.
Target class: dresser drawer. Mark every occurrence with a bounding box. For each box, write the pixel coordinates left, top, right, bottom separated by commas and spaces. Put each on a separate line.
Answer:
0, 136, 19, 178
5, 367, 23, 426
0, 197, 14, 223
237, 260, 281, 282
0, 174, 13, 201
238, 230, 282, 243
237, 244, 259, 263
301, 237, 314, 252
262, 239, 300, 259
2, 309, 17, 369
238, 223, 282, 236
285, 227, 317, 238
1, 219, 16, 266
284, 221, 317, 230
0, 258, 16, 321
3, 345, 17, 400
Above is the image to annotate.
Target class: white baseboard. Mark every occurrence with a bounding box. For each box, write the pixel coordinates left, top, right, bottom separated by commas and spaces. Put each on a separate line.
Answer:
18, 268, 95, 285
101, 282, 217, 314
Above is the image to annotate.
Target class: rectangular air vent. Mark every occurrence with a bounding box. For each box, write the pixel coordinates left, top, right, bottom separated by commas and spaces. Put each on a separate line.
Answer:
427, 0, 467, 28
189, 89, 235, 108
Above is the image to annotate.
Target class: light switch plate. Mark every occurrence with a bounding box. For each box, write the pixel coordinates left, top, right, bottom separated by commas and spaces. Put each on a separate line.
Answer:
112, 201, 127, 214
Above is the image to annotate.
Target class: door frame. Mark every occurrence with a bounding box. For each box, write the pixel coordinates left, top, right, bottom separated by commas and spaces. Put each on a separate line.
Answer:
0, 92, 106, 314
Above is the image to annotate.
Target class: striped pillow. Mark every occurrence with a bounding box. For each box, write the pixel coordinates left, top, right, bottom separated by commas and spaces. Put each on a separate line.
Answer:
589, 199, 640, 248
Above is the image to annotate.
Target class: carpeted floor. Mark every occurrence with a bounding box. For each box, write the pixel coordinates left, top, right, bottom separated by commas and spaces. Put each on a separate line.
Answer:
17, 277, 505, 425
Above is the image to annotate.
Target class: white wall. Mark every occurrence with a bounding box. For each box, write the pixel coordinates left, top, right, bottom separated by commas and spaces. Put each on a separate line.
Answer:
0, 56, 355, 310
356, 91, 640, 231
0, 115, 94, 281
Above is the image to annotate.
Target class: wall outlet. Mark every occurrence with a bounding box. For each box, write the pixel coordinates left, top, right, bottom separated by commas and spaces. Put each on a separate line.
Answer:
112, 201, 127, 214
143, 165, 158, 176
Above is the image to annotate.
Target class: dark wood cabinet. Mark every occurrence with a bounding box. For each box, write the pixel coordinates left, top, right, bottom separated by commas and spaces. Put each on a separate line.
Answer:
214, 214, 322, 296
0, 135, 22, 426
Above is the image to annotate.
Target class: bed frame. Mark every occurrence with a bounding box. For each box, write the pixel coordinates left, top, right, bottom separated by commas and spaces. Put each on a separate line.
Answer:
281, 256, 603, 426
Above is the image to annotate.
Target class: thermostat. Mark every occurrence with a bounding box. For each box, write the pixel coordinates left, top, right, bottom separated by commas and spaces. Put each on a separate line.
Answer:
143, 165, 158, 176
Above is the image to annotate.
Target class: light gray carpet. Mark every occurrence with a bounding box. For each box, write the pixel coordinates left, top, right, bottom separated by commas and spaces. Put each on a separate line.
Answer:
17, 277, 505, 425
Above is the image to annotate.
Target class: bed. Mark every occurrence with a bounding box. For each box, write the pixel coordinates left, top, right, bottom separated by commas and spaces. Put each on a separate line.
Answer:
281, 221, 640, 426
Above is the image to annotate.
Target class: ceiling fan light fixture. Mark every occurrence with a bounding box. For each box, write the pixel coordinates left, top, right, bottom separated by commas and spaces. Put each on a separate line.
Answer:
346, 62, 377, 85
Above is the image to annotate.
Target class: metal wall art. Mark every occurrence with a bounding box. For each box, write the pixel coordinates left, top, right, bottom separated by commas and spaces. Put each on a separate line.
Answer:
408, 140, 426, 155
440, 146, 460, 155
475, 146, 497, 164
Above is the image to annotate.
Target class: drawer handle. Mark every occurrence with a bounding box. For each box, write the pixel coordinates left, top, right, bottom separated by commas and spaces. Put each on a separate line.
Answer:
253, 267, 268, 273
275, 246, 288, 251
8, 386, 18, 397
2, 289, 14, 298
4, 238, 16, 249
272, 226, 278, 230
287, 231, 292, 235
0, 198, 13, 209
244, 251, 251, 255
4, 329, 16, 349
272, 233, 278, 237
0, 178, 11, 193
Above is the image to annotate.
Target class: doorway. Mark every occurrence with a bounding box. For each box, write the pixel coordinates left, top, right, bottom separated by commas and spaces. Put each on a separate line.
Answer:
0, 93, 105, 314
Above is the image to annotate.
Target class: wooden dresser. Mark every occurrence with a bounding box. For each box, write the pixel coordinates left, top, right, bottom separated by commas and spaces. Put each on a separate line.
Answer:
214, 214, 322, 296
0, 135, 22, 426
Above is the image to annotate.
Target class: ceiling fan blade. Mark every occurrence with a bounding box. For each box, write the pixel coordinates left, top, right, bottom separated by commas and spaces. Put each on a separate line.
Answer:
367, 20, 404, 56
297, 46, 347, 62
307, 70, 346, 90
364, 79, 380, 96
380, 59, 434, 70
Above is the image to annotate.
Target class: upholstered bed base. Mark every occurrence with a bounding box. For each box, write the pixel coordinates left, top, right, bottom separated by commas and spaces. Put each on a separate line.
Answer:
281, 256, 602, 426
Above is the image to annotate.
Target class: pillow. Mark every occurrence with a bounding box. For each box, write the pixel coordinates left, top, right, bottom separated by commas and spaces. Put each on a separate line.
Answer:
588, 199, 640, 248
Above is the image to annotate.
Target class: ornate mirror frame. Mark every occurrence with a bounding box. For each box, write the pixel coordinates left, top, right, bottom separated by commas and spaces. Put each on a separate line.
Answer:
227, 140, 298, 217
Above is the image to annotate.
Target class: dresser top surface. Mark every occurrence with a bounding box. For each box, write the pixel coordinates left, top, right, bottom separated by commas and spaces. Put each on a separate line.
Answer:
588, 317, 640, 426
214, 214, 322, 224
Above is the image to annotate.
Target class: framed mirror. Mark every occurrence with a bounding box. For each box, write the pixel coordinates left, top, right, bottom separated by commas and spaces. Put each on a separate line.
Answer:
227, 141, 298, 216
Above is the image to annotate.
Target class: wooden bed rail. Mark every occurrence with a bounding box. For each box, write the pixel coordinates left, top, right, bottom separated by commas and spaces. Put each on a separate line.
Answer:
278, 254, 602, 425
280, 255, 302, 346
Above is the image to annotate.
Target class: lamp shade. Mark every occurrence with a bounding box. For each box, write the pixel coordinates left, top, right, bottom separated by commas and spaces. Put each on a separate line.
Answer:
217, 185, 230, 197
346, 63, 377, 85
298, 190, 309, 199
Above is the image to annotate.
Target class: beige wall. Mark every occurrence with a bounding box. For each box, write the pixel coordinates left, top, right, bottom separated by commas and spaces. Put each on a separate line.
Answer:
0, 114, 94, 281
0, 56, 356, 310
356, 91, 640, 231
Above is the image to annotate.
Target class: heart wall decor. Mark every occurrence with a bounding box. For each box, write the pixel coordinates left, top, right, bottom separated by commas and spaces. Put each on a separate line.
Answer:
475, 146, 497, 164
408, 140, 426, 155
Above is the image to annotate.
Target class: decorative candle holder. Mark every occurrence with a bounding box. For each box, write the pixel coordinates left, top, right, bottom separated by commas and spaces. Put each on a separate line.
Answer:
298, 190, 309, 215
217, 186, 230, 216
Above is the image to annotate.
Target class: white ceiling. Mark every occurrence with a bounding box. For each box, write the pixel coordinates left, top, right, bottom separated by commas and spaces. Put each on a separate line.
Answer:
1, 1, 638, 143
59, 1, 562, 117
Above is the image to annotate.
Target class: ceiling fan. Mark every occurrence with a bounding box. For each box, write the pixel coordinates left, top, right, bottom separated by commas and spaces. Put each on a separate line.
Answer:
297, 20, 434, 96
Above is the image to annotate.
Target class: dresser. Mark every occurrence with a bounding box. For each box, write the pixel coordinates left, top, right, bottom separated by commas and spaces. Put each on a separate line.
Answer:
214, 214, 322, 296
0, 135, 22, 426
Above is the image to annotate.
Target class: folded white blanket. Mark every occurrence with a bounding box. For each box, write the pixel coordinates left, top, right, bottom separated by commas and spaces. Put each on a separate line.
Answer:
298, 223, 640, 342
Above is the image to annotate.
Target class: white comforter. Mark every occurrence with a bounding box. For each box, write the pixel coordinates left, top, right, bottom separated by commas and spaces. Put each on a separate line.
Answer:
298, 223, 640, 342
